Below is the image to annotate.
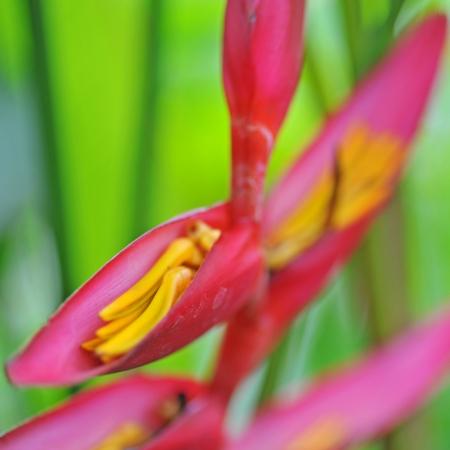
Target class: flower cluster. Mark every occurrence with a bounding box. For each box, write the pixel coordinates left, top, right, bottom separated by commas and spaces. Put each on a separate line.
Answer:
1, 1, 448, 449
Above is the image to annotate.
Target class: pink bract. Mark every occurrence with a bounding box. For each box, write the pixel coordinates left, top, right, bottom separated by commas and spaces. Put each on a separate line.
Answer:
224, 0, 305, 222
228, 308, 450, 450
0, 375, 222, 450
264, 14, 447, 233
7, 205, 264, 386
212, 13, 448, 400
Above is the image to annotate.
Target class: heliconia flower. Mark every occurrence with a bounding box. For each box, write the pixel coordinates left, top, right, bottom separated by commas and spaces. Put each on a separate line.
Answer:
224, 0, 305, 222
211, 13, 448, 401
7, 206, 263, 385
227, 307, 450, 450
0, 374, 225, 450
6, 0, 306, 386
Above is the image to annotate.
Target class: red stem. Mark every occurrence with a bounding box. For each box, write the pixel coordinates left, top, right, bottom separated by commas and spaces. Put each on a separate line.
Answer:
230, 120, 274, 224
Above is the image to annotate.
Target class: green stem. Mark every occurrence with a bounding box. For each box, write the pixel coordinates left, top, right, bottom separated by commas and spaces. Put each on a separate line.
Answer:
27, 0, 71, 298
257, 313, 310, 407
131, 0, 164, 237
348, 196, 411, 347
358, 195, 429, 450
339, 0, 412, 344
342, 2, 426, 449
340, 0, 362, 83
257, 331, 291, 406
0, 231, 8, 274
305, 44, 332, 114
387, 0, 406, 33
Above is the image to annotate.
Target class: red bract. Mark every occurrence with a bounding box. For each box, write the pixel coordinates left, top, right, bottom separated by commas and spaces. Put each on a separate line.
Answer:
224, 0, 305, 221
7, 206, 263, 385
6, 0, 305, 387
0, 375, 225, 450
224, 0, 304, 133
227, 308, 450, 450
264, 13, 447, 234
212, 14, 448, 401
146, 398, 224, 450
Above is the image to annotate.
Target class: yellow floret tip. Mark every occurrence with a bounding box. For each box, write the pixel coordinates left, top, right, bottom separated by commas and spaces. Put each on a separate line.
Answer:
93, 422, 150, 450
265, 123, 404, 271
81, 220, 221, 363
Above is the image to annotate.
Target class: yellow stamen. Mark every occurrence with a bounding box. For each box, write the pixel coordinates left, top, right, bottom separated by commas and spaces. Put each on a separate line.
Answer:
188, 220, 222, 252
93, 422, 150, 450
81, 337, 104, 352
100, 238, 203, 322
81, 221, 221, 362
159, 393, 187, 422
96, 266, 194, 358
332, 129, 403, 228
285, 418, 347, 450
339, 123, 370, 169
266, 173, 333, 270
99, 354, 118, 364
333, 186, 390, 228
96, 303, 148, 339
265, 123, 404, 271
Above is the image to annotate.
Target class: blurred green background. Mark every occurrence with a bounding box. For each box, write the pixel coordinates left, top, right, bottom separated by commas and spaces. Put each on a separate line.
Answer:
0, 0, 449, 448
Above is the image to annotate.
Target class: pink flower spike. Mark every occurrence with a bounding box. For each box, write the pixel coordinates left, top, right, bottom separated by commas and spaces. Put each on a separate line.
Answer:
212, 13, 447, 401
224, 0, 305, 223
7, 204, 264, 386
0, 375, 224, 450
228, 308, 450, 450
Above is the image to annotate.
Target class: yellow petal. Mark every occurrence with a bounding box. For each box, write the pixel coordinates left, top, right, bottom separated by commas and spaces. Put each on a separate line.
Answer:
81, 337, 104, 351
266, 227, 323, 270
99, 354, 118, 364
96, 302, 147, 339
285, 418, 347, 450
339, 123, 370, 170
188, 221, 222, 252
265, 124, 404, 271
159, 395, 185, 422
96, 266, 194, 357
333, 186, 390, 228
93, 422, 150, 450
265, 173, 333, 269
100, 238, 201, 321
333, 130, 403, 228
268, 174, 332, 246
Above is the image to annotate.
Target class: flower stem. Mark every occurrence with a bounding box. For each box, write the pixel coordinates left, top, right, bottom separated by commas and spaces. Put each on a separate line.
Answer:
131, 0, 164, 237
257, 331, 291, 406
340, 0, 362, 83
388, 0, 406, 32
27, 0, 71, 299
342, 0, 411, 345
349, 196, 411, 345
342, 1, 427, 449
305, 45, 332, 113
